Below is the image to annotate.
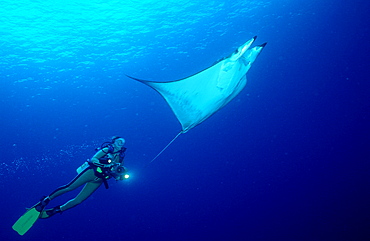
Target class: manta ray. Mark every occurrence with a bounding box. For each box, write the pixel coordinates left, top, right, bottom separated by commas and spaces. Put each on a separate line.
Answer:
127, 36, 266, 162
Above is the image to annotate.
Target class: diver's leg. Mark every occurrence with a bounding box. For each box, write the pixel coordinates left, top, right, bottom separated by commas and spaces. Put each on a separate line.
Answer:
47, 168, 97, 200
59, 179, 103, 211
40, 179, 103, 219
35, 169, 96, 211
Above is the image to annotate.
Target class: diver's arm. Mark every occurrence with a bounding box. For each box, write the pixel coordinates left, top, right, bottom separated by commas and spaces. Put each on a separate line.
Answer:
91, 148, 112, 167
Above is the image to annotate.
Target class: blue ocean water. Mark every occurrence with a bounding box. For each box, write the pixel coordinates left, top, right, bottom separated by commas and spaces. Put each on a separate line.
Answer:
1, 0, 369, 240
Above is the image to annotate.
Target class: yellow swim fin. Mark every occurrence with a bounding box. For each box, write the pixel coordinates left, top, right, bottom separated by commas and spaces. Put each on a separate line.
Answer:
12, 207, 41, 235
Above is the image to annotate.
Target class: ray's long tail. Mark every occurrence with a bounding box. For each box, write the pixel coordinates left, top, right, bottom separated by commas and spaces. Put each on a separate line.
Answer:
145, 131, 182, 167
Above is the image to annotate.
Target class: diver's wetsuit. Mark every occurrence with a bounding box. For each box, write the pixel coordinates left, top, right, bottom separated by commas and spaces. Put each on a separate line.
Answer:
44, 146, 125, 213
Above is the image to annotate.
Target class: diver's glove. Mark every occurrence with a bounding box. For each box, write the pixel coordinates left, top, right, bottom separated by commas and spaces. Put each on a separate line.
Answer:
103, 163, 115, 168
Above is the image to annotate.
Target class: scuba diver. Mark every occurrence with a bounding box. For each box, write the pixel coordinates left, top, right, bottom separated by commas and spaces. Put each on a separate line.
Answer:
12, 136, 129, 235
38, 136, 128, 217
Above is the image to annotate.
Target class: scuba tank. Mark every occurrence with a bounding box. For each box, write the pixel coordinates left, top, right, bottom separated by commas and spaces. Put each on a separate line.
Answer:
76, 160, 90, 174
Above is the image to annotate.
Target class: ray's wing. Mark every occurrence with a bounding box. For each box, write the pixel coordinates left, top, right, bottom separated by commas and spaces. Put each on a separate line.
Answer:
128, 60, 226, 133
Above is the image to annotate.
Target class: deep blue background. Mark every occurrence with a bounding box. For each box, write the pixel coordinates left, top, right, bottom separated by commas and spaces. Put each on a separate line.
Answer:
1, 1, 369, 240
